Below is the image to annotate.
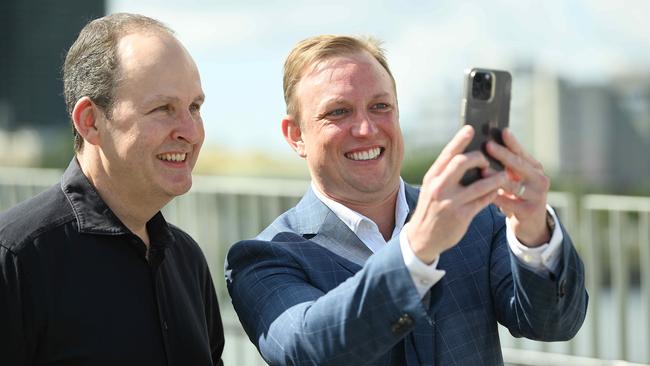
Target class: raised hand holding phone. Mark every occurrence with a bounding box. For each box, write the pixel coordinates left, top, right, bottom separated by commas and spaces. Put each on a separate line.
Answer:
459, 68, 552, 246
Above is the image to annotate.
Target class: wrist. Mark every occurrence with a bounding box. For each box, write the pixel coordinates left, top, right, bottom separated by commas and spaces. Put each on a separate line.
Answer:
412, 244, 440, 265
517, 211, 554, 247
406, 226, 440, 265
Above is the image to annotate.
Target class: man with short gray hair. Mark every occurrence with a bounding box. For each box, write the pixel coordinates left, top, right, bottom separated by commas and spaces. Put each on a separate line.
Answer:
0, 13, 224, 366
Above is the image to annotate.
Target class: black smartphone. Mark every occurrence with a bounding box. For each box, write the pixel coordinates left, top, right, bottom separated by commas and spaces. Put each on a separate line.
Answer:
459, 68, 512, 186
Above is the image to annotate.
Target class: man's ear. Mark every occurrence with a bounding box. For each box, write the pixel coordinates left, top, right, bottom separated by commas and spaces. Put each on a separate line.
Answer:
281, 115, 306, 158
71, 96, 101, 146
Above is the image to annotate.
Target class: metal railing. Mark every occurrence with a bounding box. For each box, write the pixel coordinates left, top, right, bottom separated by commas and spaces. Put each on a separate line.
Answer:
503, 348, 648, 366
0, 167, 648, 365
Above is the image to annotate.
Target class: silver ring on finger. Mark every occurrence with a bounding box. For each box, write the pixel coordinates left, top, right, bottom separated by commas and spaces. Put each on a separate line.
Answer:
515, 181, 526, 198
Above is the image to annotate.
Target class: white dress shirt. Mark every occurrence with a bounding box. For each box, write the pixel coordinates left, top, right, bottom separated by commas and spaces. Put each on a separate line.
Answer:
311, 179, 563, 298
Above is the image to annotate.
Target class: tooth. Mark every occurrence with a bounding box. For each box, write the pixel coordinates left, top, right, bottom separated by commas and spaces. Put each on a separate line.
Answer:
347, 148, 383, 161
157, 153, 187, 162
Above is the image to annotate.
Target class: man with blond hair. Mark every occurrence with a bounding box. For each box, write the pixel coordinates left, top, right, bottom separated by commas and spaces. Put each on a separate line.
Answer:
226, 35, 587, 365
0, 13, 223, 365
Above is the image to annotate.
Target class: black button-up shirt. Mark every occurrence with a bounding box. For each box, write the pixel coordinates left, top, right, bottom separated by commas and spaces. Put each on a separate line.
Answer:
0, 159, 224, 366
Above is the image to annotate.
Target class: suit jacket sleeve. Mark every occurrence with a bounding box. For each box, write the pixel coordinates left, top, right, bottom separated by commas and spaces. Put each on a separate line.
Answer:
488, 205, 588, 341
226, 233, 429, 366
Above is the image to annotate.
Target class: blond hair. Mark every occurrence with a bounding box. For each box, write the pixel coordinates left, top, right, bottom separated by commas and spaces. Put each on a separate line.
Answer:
283, 35, 395, 124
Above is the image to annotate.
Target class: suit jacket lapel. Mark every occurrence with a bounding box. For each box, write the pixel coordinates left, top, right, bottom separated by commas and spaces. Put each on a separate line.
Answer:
313, 212, 373, 267
404, 183, 420, 218
293, 188, 372, 269
294, 183, 421, 269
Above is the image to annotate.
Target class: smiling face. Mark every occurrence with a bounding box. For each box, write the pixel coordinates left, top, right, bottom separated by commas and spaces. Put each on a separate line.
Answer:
289, 51, 404, 205
92, 31, 205, 207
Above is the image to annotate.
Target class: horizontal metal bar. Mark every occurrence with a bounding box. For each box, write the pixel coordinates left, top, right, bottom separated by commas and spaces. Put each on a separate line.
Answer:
582, 195, 650, 212
503, 348, 649, 366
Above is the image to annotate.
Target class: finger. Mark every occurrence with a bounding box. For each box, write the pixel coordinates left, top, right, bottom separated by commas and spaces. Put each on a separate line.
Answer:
460, 171, 506, 204
494, 187, 533, 215
494, 191, 541, 218
486, 140, 530, 179
493, 194, 517, 217
481, 166, 498, 178
428, 125, 474, 178
501, 128, 525, 155
464, 189, 499, 219
502, 128, 540, 167
501, 178, 526, 198
438, 150, 489, 188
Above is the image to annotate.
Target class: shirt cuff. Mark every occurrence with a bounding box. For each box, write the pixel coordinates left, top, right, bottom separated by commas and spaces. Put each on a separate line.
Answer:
399, 223, 446, 299
506, 205, 564, 275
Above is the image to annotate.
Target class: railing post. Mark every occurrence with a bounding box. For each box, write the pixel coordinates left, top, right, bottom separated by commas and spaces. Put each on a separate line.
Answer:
610, 210, 628, 361
639, 211, 650, 362
582, 204, 600, 358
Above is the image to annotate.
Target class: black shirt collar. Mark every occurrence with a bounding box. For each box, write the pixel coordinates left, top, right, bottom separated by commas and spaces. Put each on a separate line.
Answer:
60, 158, 174, 246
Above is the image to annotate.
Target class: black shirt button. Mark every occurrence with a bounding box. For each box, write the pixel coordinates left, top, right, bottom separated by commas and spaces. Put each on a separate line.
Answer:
163, 320, 168, 331
558, 280, 567, 297
391, 314, 413, 334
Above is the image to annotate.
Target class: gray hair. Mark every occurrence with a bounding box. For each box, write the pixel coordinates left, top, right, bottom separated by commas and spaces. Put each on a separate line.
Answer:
63, 13, 173, 151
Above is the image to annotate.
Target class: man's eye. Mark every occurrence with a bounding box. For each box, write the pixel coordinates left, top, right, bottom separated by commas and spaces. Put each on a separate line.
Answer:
371, 103, 390, 110
189, 103, 201, 113
326, 108, 349, 117
151, 105, 170, 113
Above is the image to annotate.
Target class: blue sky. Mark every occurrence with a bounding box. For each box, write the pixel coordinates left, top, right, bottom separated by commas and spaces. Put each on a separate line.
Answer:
109, 0, 650, 156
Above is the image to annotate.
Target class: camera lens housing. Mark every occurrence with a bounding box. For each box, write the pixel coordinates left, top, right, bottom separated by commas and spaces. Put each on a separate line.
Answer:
471, 71, 493, 101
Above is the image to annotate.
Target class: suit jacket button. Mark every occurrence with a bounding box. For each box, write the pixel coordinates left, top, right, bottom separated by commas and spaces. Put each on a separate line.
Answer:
391, 314, 413, 334
558, 280, 567, 297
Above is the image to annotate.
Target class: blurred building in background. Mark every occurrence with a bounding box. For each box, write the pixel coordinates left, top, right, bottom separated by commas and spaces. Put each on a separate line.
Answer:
519, 68, 650, 192
0, 0, 105, 166
406, 65, 650, 193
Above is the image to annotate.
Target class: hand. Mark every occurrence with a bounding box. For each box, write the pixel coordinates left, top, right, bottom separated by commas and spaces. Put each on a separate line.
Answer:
407, 125, 506, 264
486, 128, 551, 247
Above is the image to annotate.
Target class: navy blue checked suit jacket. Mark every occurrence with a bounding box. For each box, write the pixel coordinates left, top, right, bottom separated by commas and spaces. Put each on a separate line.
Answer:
225, 183, 587, 365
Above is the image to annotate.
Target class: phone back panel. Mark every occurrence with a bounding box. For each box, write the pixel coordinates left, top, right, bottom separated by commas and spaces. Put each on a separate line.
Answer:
460, 68, 511, 185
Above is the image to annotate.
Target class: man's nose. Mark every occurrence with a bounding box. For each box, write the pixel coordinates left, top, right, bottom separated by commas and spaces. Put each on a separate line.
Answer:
351, 113, 379, 137
172, 110, 203, 145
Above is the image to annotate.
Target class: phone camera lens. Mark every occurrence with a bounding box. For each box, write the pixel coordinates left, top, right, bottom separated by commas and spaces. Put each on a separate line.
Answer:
471, 71, 493, 101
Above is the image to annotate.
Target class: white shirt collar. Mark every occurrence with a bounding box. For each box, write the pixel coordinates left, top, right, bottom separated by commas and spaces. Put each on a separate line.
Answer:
311, 178, 409, 253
